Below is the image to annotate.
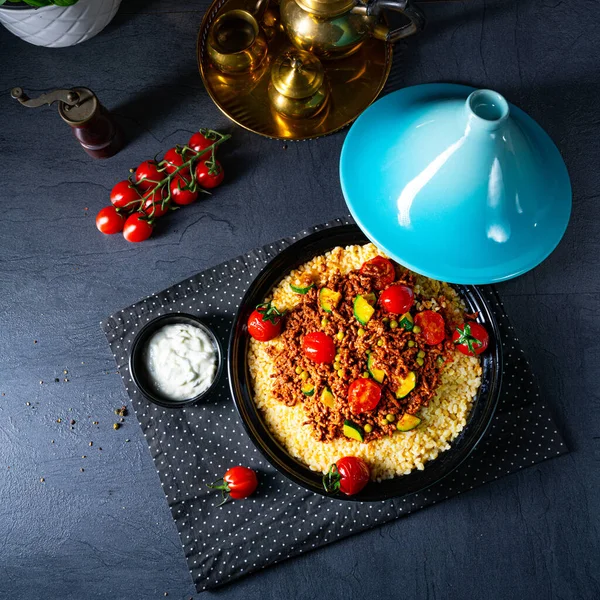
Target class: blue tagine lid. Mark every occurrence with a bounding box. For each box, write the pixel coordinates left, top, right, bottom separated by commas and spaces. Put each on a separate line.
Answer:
340, 83, 572, 284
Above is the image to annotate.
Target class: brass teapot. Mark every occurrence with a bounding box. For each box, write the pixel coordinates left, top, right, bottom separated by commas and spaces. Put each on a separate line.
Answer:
280, 0, 425, 59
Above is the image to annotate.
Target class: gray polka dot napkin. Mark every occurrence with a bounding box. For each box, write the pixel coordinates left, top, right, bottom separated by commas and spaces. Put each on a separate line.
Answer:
101, 217, 568, 593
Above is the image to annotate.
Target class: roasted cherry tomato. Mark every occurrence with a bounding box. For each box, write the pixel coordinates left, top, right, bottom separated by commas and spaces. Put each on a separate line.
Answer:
414, 310, 446, 345
323, 456, 370, 496
247, 302, 284, 342
189, 131, 215, 154
110, 180, 141, 211
347, 378, 382, 413
170, 174, 199, 206
379, 284, 414, 314
163, 147, 190, 174
96, 206, 126, 234
360, 256, 395, 290
123, 213, 153, 243
208, 466, 258, 506
452, 322, 489, 356
141, 188, 169, 218
302, 331, 336, 364
134, 160, 162, 191
195, 159, 224, 189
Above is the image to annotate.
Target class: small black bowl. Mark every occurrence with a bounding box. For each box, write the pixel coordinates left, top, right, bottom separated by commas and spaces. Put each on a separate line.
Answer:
229, 225, 503, 501
129, 313, 223, 408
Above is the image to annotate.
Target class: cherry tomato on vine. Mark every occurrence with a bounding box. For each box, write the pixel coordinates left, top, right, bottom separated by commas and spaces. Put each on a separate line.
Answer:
302, 331, 336, 364
360, 256, 395, 290
207, 466, 258, 506
323, 457, 370, 496
347, 378, 382, 413
123, 213, 153, 243
170, 175, 199, 206
379, 284, 414, 314
163, 147, 191, 174
195, 159, 224, 189
134, 160, 162, 191
414, 310, 446, 345
96, 206, 126, 235
189, 131, 215, 154
247, 302, 284, 342
142, 188, 169, 218
452, 322, 489, 356
110, 180, 141, 210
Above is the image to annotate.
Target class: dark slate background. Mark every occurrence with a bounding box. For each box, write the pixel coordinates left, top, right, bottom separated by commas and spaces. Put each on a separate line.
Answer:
0, 0, 598, 598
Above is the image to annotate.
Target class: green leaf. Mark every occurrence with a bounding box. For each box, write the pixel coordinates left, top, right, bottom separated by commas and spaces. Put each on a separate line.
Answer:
0, 1, 8, 6
22, 0, 53, 7
52, 0, 80, 5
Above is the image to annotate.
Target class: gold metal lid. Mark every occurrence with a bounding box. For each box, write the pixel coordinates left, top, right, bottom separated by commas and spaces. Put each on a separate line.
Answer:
295, 0, 354, 18
271, 50, 325, 100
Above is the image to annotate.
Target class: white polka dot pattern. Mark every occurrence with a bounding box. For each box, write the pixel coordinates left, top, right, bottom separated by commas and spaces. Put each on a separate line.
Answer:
100, 217, 568, 593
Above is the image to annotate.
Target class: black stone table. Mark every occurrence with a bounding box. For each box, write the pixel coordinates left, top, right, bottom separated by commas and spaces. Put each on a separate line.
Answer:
1, 0, 598, 598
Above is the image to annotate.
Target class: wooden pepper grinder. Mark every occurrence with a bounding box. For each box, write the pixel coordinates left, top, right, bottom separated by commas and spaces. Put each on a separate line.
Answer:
11, 86, 124, 159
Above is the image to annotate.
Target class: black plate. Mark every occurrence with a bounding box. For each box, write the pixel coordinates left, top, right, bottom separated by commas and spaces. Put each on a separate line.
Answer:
228, 225, 503, 501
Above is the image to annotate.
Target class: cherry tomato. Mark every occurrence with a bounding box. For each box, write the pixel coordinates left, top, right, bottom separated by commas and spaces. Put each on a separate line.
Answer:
123, 213, 153, 243
189, 131, 215, 153
208, 466, 258, 505
163, 147, 190, 174
360, 256, 395, 290
452, 322, 489, 356
323, 456, 370, 496
96, 206, 125, 235
302, 331, 336, 364
134, 160, 162, 191
247, 302, 283, 342
170, 175, 199, 206
195, 159, 224, 189
347, 378, 382, 413
414, 310, 446, 345
380, 284, 414, 314
141, 188, 169, 218
110, 180, 141, 211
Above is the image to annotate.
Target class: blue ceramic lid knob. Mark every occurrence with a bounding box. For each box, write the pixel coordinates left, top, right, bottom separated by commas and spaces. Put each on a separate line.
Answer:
340, 84, 572, 284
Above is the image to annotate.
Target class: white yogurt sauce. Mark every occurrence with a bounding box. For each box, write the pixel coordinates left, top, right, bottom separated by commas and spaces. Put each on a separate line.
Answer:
144, 323, 217, 401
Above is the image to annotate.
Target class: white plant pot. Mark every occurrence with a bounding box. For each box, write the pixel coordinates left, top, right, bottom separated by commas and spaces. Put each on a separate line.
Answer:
0, 0, 122, 47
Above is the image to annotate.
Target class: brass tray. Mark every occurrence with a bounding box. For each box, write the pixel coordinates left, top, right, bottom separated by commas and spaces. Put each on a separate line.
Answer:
197, 0, 393, 140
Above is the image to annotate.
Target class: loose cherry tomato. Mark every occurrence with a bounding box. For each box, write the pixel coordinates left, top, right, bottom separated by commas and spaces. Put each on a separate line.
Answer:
170, 175, 199, 206
189, 131, 215, 153
141, 188, 169, 218
110, 180, 141, 211
195, 159, 224, 189
134, 160, 162, 191
123, 213, 153, 243
96, 206, 125, 234
360, 256, 395, 290
452, 322, 489, 356
414, 310, 446, 345
163, 147, 191, 174
208, 466, 258, 505
247, 302, 284, 342
380, 284, 414, 314
302, 331, 336, 364
323, 456, 370, 496
347, 378, 382, 413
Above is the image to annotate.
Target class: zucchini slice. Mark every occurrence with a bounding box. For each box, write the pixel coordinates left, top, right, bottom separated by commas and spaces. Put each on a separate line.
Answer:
399, 312, 414, 331
319, 288, 341, 313
395, 371, 417, 399
353, 294, 375, 325
343, 420, 364, 442
363, 292, 377, 306
396, 413, 422, 432
320, 387, 335, 409
290, 282, 315, 294
301, 383, 315, 396
367, 353, 385, 383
